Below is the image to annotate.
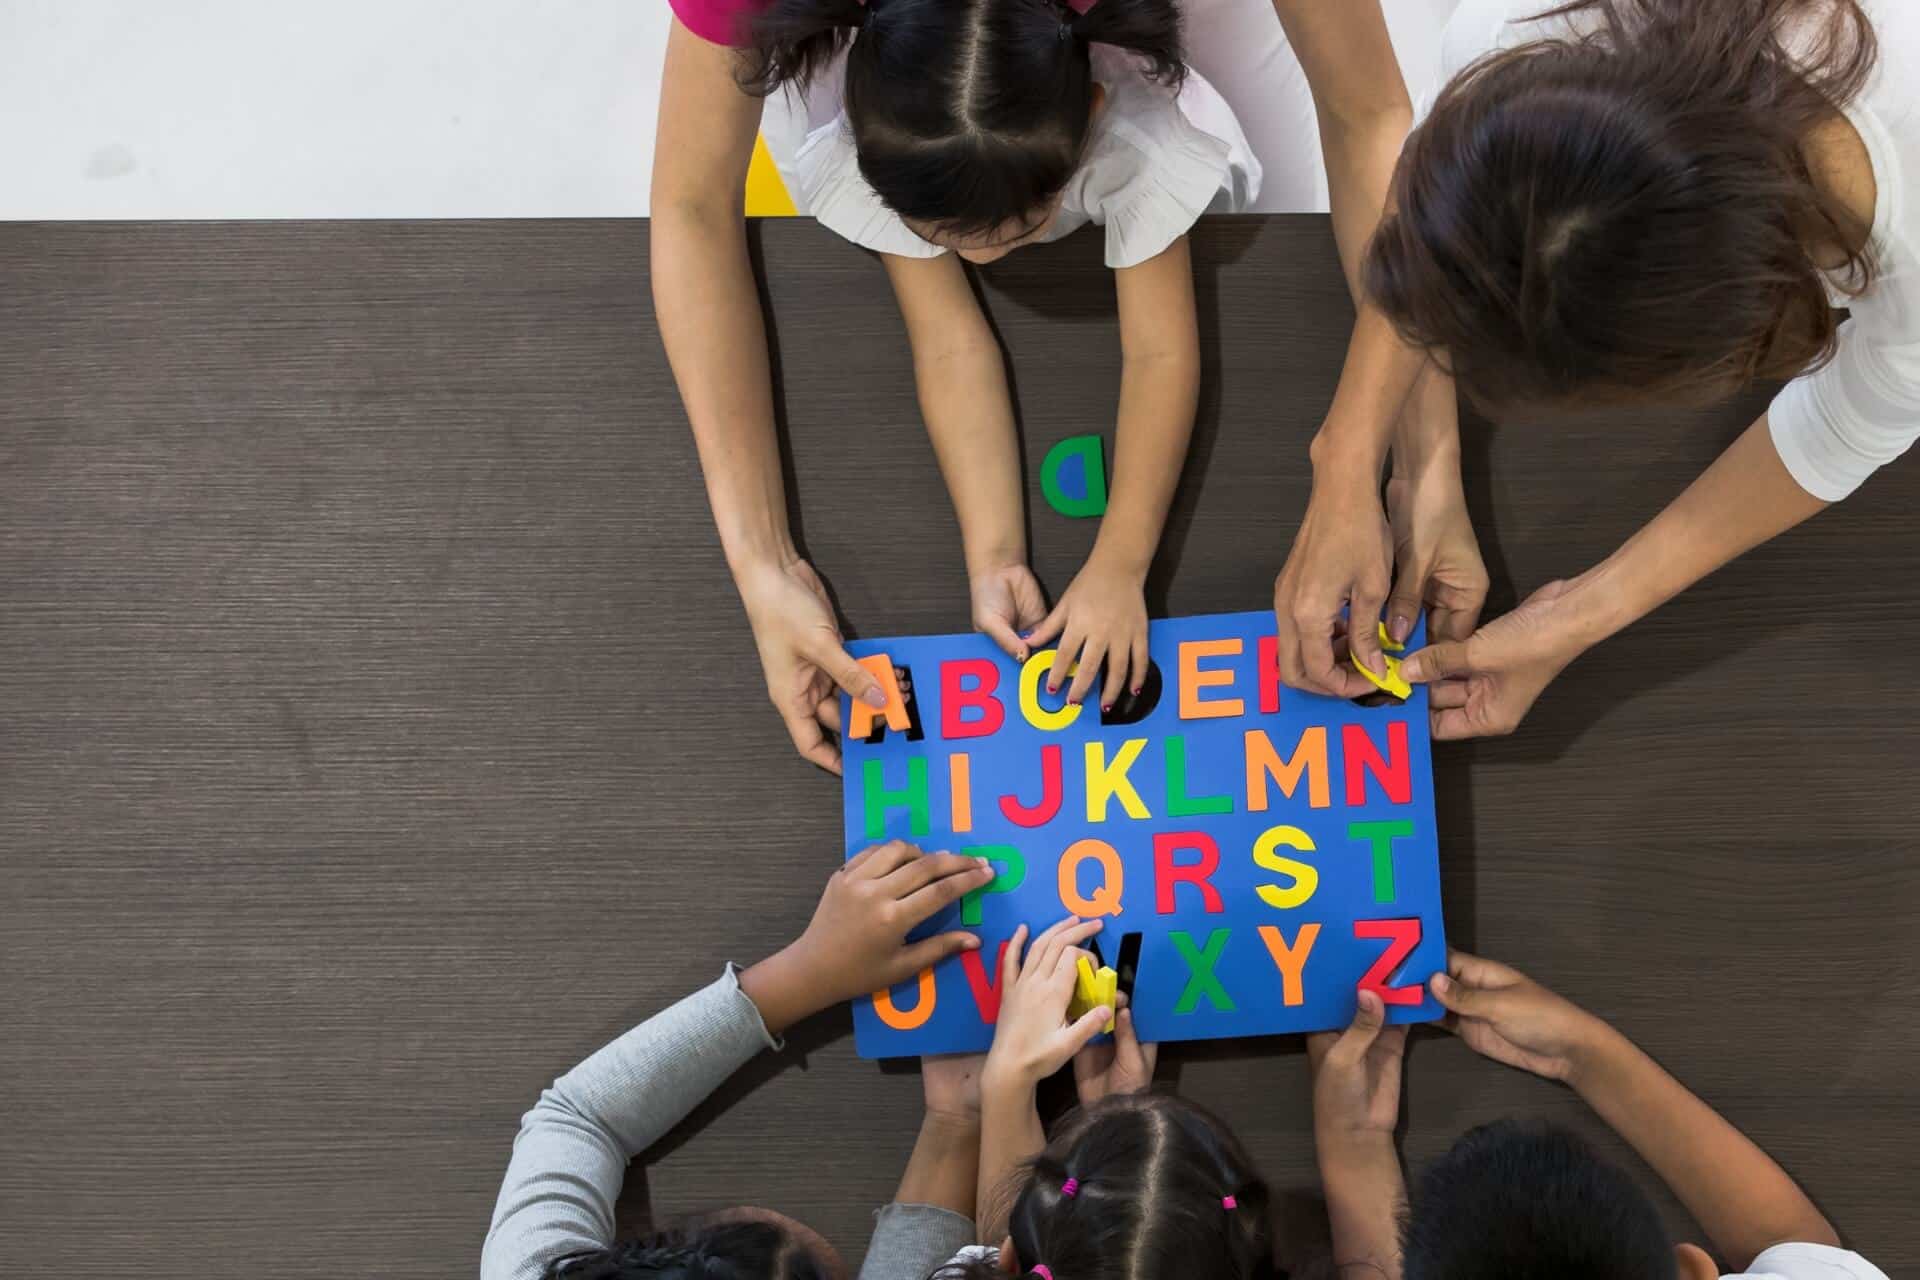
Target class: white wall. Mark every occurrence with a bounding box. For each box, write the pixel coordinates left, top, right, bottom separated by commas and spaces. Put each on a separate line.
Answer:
0, 0, 1457, 220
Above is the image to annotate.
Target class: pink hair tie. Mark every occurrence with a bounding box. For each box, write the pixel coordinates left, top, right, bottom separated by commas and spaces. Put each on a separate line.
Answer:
1060, 1178, 1079, 1198
1031, 1268, 1054, 1280
1221, 1195, 1238, 1210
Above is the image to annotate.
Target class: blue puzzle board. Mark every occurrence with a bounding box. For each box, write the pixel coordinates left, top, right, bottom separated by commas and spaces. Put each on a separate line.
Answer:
841, 610, 1446, 1058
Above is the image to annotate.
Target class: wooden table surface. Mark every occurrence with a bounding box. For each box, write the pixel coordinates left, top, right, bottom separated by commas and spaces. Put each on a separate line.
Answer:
2, 218, 1914, 1277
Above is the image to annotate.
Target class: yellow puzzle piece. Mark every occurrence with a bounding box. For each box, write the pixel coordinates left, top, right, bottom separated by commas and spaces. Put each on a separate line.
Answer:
1351, 623, 1412, 698
1069, 956, 1118, 1033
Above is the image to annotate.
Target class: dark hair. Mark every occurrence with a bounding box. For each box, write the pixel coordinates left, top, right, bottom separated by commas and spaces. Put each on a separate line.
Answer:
545, 1219, 829, 1280
1404, 1119, 1677, 1280
1365, 0, 1879, 412
938, 1094, 1276, 1280
741, 0, 1185, 240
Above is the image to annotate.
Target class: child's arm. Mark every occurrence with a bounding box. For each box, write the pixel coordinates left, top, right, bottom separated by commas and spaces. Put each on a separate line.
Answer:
883, 253, 1048, 661
1431, 951, 1842, 1269
860, 1055, 989, 1280
1029, 238, 1201, 711
653, 22, 886, 774
481, 845, 994, 1280
1308, 992, 1409, 1280
978, 918, 1110, 1239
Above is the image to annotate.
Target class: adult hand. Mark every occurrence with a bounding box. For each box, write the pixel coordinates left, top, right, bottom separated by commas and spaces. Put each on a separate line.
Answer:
1384, 467, 1488, 648
970, 562, 1049, 664
1398, 579, 1597, 739
1026, 554, 1149, 713
742, 842, 995, 1033
1308, 990, 1408, 1144
1072, 997, 1158, 1106
1429, 950, 1611, 1084
982, 918, 1109, 1093
1273, 462, 1393, 699
737, 558, 886, 776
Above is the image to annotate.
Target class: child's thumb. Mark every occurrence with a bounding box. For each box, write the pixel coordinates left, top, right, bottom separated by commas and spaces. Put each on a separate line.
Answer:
1329, 990, 1386, 1062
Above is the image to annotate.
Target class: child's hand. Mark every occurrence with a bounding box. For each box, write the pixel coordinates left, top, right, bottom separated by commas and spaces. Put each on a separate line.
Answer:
741, 842, 995, 1034
982, 918, 1109, 1093
1072, 998, 1158, 1105
1308, 991, 1408, 1146
1429, 950, 1611, 1083
970, 562, 1049, 662
922, 1053, 987, 1125
1026, 555, 1148, 712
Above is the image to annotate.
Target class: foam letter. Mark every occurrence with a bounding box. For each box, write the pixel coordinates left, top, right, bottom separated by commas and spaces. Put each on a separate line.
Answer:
1018, 651, 1083, 732
940, 658, 1005, 740
1348, 820, 1414, 903
1170, 928, 1236, 1013
1257, 922, 1321, 1006
949, 753, 973, 834
871, 967, 937, 1030
1251, 824, 1319, 910
959, 940, 1013, 1024
1342, 721, 1412, 806
863, 757, 929, 839
846, 654, 912, 740
1154, 831, 1224, 914
1178, 638, 1244, 720
1353, 918, 1424, 1006
1256, 634, 1284, 714
1058, 838, 1125, 918
960, 844, 1027, 926
1166, 735, 1233, 817
1039, 433, 1108, 518
1245, 727, 1330, 811
1085, 739, 1150, 822
1000, 744, 1063, 827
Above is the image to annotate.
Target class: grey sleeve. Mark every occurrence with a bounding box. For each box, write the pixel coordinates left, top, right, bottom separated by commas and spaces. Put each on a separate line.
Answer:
480, 966, 781, 1280
857, 1202, 978, 1280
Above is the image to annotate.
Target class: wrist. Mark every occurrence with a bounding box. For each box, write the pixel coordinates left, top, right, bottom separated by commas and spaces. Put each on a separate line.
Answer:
1310, 414, 1390, 479
919, 1107, 984, 1141
965, 538, 1027, 581
1085, 532, 1154, 583
738, 941, 835, 1036
982, 1059, 1040, 1102
1562, 1016, 1636, 1094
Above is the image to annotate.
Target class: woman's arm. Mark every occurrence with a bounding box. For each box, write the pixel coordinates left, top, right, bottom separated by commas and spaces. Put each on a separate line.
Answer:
882, 253, 1048, 658
1402, 415, 1829, 738
1269, 0, 1457, 688
1028, 238, 1200, 710
652, 21, 885, 773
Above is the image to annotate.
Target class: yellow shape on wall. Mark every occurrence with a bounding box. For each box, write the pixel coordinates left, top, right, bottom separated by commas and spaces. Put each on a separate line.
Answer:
745, 133, 798, 216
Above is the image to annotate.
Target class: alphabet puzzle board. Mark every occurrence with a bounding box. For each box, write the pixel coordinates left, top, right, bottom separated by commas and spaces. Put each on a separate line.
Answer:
841, 610, 1447, 1058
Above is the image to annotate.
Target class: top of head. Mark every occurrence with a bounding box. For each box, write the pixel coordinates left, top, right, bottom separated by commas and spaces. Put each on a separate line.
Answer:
1404, 1119, 1676, 1280
742, 0, 1185, 241
1001, 1095, 1278, 1280
1362, 0, 1879, 414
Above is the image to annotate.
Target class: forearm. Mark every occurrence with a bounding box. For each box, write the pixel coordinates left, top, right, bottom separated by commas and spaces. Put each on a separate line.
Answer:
1390, 363, 1462, 481
1092, 346, 1199, 576
914, 336, 1027, 576
652, 207, 796, 577
894, 1112, 984, 1218
1319, 109, 1413, 307
1571, 1023, 1840, 1265
1560, 415, 1830, 648
976, 1083, 1047, 1239
1316, 1137, 1406, 1280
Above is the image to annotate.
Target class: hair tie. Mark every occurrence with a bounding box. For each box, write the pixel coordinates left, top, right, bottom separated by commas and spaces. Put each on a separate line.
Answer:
1060, 1177, 1080, 1198
1031, 1268, 1054, 1280
1221, 1195, 1238, 1211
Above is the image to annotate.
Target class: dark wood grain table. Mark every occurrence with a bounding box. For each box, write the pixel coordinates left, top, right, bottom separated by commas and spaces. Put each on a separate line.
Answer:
2, 218, 1914, 1277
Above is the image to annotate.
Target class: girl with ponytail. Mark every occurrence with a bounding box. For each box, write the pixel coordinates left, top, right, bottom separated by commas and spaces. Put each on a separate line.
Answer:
940, 917, 1278, 1280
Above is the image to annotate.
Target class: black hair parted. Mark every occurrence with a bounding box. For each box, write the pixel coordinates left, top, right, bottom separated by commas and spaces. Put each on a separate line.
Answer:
545, 1218, 829, 1280
936, 1093, 1278, 1280
740, 0, 1186, 239
1403, 1119, 1678, 1280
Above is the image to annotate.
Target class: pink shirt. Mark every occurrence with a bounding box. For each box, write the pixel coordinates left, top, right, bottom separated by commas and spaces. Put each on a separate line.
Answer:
669, 0, 1097, 47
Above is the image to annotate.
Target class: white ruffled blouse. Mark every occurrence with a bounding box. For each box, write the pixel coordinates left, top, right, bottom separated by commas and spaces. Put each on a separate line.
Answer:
759, 45, 1263, 270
